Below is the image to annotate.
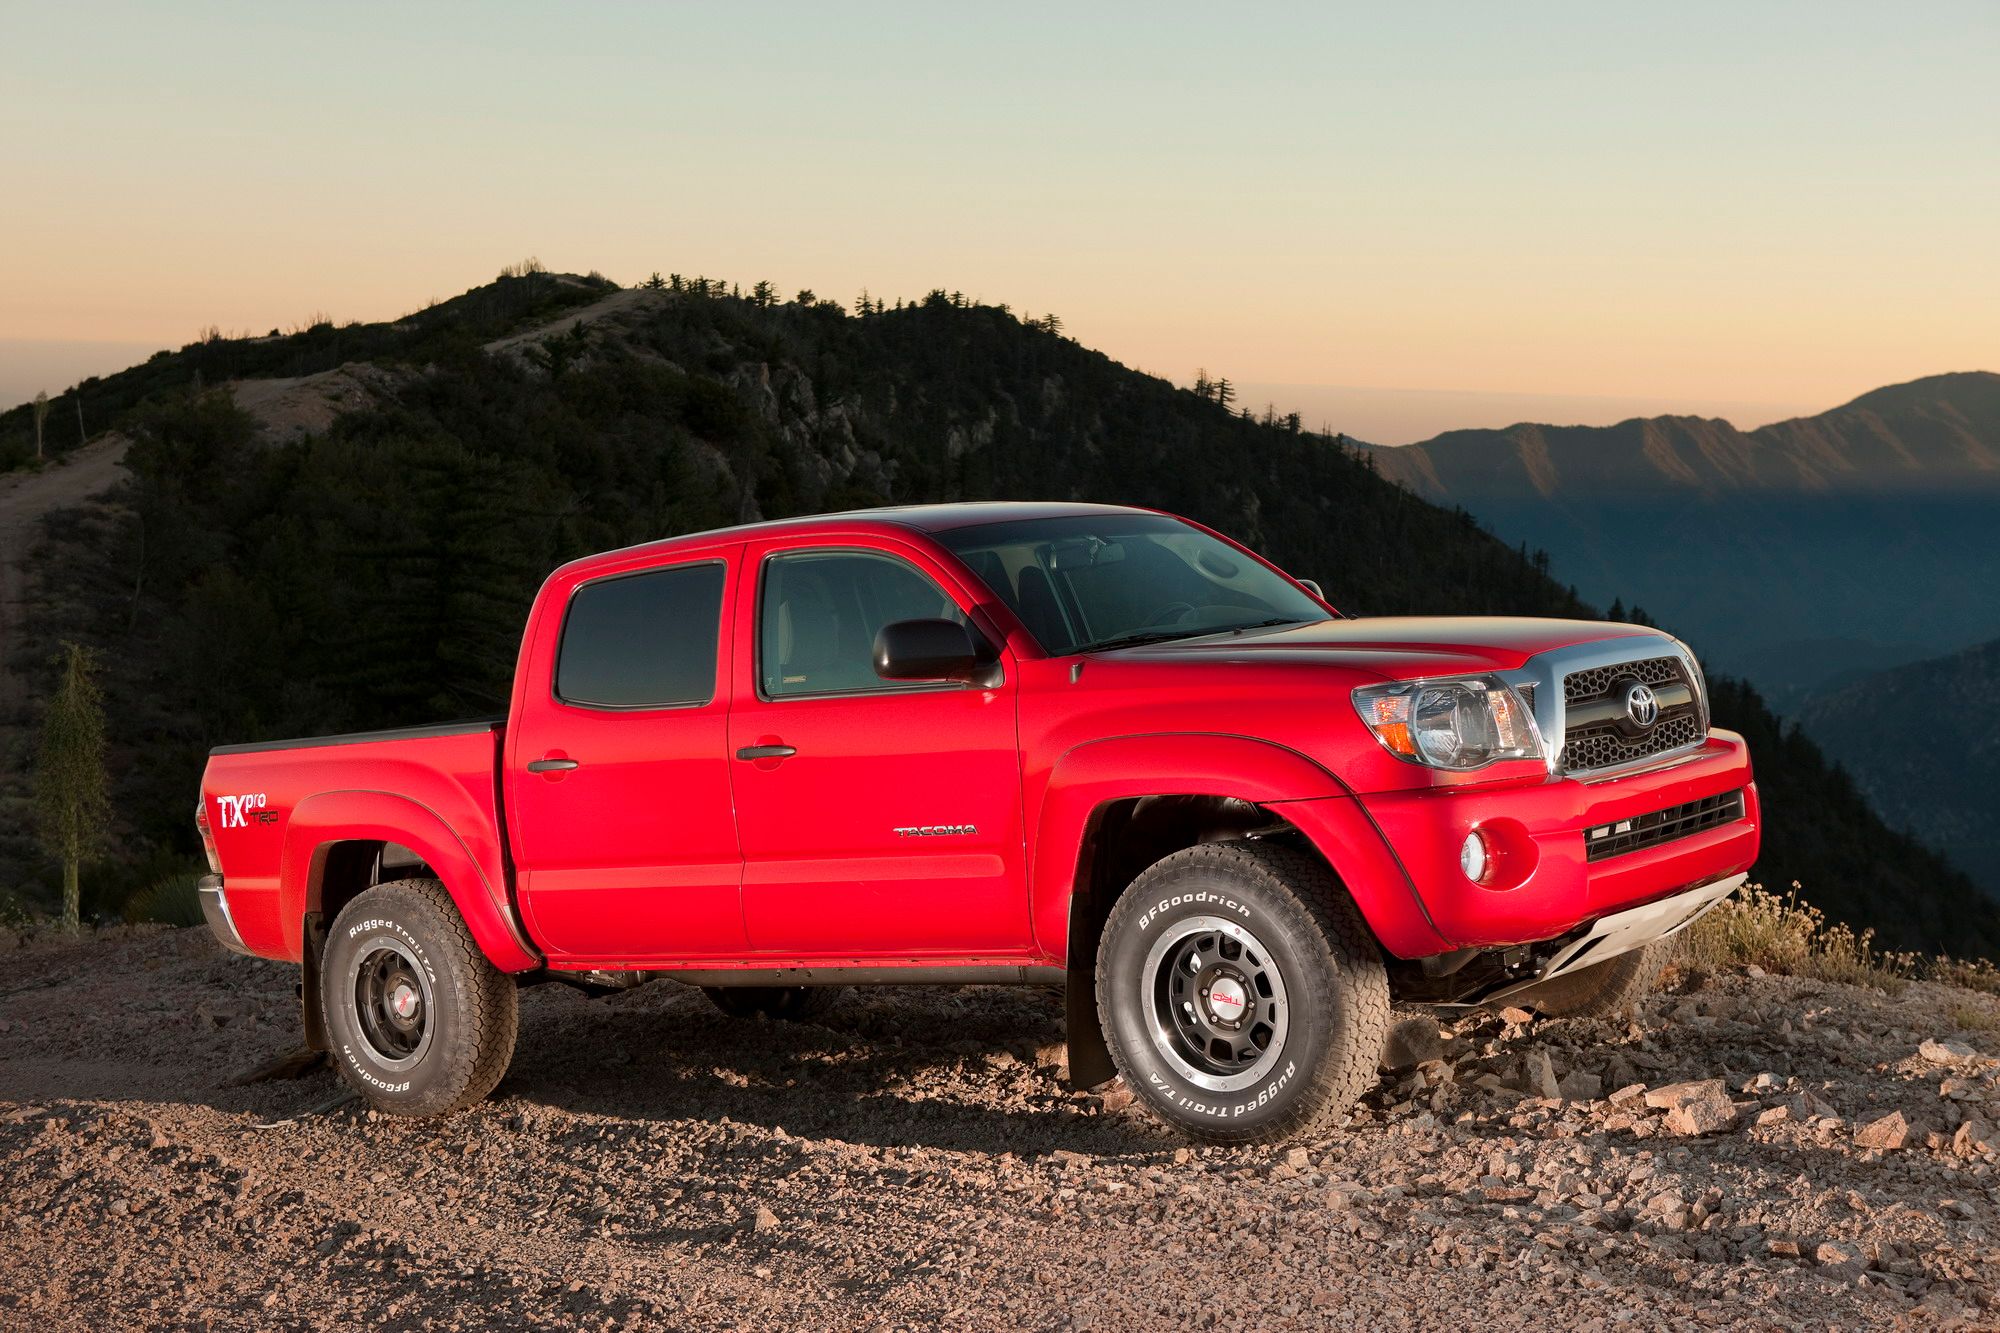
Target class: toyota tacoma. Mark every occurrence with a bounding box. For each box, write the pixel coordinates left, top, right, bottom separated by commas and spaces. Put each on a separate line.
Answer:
197, 502, 1757, 1142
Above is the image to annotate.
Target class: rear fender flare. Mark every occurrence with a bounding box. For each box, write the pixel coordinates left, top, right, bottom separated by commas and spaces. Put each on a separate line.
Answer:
279, 789, 541, 973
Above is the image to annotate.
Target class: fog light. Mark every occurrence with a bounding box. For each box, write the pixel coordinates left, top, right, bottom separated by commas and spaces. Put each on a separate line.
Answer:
1460, 830, 1490, 883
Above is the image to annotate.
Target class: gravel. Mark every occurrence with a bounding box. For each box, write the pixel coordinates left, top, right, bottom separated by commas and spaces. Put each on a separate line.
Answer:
3, 924, 1999, 1329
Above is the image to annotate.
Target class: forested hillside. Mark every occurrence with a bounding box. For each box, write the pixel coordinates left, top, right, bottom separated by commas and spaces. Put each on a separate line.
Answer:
8, 274, 1996, 956
1799, 639, 2000, 899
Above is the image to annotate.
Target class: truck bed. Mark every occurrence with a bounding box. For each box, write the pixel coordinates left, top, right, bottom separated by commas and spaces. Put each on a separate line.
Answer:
200, 718, 533, 968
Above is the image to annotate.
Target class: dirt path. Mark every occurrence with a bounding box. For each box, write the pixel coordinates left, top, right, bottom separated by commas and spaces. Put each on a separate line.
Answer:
225, 363, 402, 441
0, 436, 129, 721
483, 287, 667, 359
1, 926, 1996, 1329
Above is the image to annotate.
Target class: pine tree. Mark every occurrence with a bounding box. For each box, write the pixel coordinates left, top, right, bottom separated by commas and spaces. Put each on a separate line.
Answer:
32, 390, 50, 460
34, 643, 110, 929
1215, 378, 1235, 410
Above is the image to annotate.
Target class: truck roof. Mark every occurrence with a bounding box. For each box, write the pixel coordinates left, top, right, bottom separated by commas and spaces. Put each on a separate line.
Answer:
555, 501, 1150, 579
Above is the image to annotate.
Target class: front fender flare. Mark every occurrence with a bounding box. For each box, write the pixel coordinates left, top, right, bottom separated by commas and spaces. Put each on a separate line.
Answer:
1029, 732, 1351, 960
1031, 732, 1448, 1089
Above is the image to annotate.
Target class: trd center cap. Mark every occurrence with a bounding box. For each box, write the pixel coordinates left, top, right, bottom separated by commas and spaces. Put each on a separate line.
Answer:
391, 984, 419, 1020
1205, 976, 1249, 1027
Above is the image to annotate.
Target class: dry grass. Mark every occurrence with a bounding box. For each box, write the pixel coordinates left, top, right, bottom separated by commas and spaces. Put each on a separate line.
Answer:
1684, 882, 1921, 994
1930, 956, 2000, 996
1953, 1002, 2000, 1033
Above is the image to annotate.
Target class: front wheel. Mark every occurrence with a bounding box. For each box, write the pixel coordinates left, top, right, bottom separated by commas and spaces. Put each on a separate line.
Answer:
321, 878, 519, 1117
1096, 841, 1389, 1144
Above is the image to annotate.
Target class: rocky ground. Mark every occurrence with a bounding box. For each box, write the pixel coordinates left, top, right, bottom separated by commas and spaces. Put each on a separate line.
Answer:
1, 926, 1997, 1331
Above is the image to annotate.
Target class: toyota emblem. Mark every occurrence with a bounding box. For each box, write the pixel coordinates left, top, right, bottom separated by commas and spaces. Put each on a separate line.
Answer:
1623, 681, 1660, 728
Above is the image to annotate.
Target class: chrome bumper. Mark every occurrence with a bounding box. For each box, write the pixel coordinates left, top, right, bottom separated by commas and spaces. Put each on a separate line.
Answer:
1484, 871, 1744, 1004
198, 873, 253, 956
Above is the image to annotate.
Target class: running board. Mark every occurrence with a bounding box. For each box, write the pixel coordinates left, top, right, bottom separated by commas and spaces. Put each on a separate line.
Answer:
1477, 872, 1745, 1007
555, 965, 1066, 989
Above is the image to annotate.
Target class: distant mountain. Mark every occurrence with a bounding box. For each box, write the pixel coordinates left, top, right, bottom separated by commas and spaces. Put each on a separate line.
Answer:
5, 274, 1996, 956
1799, 638, 2000, 899
1365, 372, 2000, 700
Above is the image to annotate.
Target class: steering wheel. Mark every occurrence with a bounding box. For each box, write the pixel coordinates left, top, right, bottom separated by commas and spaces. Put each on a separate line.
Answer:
1142, 601, 1197, 628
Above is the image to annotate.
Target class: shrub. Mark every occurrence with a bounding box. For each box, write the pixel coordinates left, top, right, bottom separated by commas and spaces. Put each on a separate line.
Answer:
1953, 1002, 1999, 1033
1929, 956, 2000, 996
1684, 882, 1918, 993
124, 871, 204, 927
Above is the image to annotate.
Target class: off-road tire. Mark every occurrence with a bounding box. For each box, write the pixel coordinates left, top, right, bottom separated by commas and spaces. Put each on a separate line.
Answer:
1096, 840, 1390, 1145
702, 986, 845, 1022
321, 878, 519, 1117
1504, 939, 1673, 1018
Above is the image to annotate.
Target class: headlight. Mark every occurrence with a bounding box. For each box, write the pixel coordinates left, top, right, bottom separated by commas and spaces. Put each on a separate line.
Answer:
1352, 675, 1543, 771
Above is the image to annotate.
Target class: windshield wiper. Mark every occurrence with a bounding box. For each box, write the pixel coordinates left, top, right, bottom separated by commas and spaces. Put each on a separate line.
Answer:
1219, 617, 1308, 634
1078, 618, 1308, 654
1076, 629, 1213, 653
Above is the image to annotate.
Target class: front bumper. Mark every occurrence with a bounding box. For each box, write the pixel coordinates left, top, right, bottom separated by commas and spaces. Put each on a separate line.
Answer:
198, 873, 254, 956
1357, 730, 1760, 952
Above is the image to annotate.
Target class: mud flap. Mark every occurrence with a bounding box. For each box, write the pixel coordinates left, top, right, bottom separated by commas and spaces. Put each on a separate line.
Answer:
1064, 966, 1116, 1090
299, 912, 329, 1052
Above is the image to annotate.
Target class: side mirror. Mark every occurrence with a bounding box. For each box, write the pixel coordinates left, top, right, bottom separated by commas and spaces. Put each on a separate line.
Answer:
873, 619, 999, 685
1298, 578, 1325, 600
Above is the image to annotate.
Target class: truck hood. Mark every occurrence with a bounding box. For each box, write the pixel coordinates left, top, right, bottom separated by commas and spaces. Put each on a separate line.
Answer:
1105, 616, 1672, 679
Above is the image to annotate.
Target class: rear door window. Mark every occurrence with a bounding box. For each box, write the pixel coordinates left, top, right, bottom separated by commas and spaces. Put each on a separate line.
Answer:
556, 561, 726, 708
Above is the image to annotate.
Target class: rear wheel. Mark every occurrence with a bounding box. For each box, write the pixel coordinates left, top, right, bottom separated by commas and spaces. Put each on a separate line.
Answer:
1096, 841, 1389, 1144
321, 878, 518, 1116
702, 986, 844, 1022
1504, 939, 1673, 1018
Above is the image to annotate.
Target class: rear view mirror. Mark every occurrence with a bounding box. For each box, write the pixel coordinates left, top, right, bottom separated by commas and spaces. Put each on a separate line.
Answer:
1044, 537, 1126, 572
873, 619, 999, 686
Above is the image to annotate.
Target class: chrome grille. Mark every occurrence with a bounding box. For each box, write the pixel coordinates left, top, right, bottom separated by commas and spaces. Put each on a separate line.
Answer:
1563, 655, 1682, 702
1559, 653, 1704, 773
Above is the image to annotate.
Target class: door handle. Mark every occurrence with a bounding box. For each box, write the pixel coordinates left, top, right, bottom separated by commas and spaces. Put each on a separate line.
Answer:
526, 758, 580, 773
735, 744, 797, 761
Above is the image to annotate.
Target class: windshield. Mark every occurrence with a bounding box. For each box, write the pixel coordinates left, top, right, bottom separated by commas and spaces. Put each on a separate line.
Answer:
938, 513, 1330, 655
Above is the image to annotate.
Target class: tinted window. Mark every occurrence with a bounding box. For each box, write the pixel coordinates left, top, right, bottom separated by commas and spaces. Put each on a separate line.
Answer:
557, 562, 725, 707
760, 551, 967, 697
938, 514, 1325, 654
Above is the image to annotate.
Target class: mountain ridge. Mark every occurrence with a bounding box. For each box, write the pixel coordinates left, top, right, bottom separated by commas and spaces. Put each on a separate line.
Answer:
1372, 371, 2000, 501
1361, 371, 2000, 698
3, 272, 1995, 957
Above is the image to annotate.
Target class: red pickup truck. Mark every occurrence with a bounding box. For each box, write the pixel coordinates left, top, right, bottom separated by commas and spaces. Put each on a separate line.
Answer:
198, 502, 1757, 1142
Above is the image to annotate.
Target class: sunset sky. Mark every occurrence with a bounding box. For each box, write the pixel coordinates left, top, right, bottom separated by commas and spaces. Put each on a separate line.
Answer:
3, 2, 1995, 442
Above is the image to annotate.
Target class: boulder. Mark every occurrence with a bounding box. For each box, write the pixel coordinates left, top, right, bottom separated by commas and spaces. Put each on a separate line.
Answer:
1645, 1080, 1738, 1135
1379, 1017, 1444, 1072
1919, 1038, 1978, 1065
1952, 1117, 1996, 1157
1664, 1090, 1738, 1136
1523, 1049, 1561, 1100
1853, 1111, 1915, 1151
1643, 1079, 1724, 1111
1557, 1071, 1604, 1102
